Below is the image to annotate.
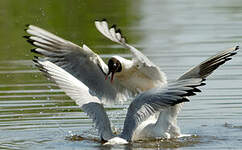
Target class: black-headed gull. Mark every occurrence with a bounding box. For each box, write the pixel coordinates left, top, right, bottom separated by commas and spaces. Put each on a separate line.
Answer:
24, 20, 239, 142
24, 20, 167, 104
33, 58, 205, 144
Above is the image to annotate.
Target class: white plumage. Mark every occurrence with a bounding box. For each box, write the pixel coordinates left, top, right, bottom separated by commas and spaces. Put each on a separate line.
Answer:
33, 58, 204, 144
25, 20, 239, 144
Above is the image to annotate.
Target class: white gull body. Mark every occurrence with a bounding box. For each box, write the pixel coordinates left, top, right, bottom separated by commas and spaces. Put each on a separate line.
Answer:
25, 20, 239, 143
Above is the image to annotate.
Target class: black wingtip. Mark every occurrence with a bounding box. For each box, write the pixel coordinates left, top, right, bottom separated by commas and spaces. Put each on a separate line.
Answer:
200, 83, 206, 86
23, 35, 30, 39
33, 56, 39, 60
230, 51, 238, 56
31, 48, 43, 55
183, 98, 190, 102
225, 57, 232, 61
32, 59, 37, 63
25, 24, 30, 27
32, 57, 39, 64
193, 88, 201, 92
27, 39, 35, 46
31, 48, 38, 53
184, 91, 196, 97
173, 98, 190, 106
116, 28, 122, 34
102, 18, 107, 22
235, 45, 239, 50
111, 24, 117, 29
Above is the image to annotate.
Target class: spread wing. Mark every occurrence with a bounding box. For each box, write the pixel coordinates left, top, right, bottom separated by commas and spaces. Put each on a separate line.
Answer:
24, 25, 129, 103
34, 58, 114, 141
178, 46, 239, 80
95, 20, 165, 82
120, 78, 205, 141
166, 46, 240, 128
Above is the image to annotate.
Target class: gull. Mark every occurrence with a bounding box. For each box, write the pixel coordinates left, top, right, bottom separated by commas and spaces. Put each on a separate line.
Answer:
24, 20, 167, 105
33, 58, 205, 144
24, 20, 239, 141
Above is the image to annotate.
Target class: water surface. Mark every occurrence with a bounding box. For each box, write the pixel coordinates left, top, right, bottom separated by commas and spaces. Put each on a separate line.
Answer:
0, 0, 242, 149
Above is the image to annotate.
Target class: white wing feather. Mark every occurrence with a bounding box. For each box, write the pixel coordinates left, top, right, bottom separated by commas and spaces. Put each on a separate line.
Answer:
34, 59, 113, 140
120, 78, 205, 141
25, 25, 131, 103
95, 20, 165, 81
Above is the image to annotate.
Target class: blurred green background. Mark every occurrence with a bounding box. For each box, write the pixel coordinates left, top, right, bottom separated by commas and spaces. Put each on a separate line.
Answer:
0, 0, 142, 60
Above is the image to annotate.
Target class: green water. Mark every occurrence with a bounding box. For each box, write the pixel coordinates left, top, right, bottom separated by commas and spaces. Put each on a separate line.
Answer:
0, 0, 242, 149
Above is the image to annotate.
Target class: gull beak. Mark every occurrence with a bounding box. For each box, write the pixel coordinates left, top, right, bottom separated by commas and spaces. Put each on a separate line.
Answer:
105, 71, 115, 83
105, 71, 110, 80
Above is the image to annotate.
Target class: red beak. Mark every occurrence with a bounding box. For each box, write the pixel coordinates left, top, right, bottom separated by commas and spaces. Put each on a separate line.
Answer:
105, 71, 114, 83
110, 72, 114, 83
105, 73, 109, 80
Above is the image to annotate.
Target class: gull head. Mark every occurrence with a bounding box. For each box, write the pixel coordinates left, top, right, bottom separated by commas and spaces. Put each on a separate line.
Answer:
105, 56, 122, 83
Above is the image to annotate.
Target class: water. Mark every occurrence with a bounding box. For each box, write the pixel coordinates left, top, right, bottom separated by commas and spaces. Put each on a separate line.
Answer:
0, 0, 242, 149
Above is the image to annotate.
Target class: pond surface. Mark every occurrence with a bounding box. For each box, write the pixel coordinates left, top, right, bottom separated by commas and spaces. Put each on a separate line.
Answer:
0, 0, 242, 149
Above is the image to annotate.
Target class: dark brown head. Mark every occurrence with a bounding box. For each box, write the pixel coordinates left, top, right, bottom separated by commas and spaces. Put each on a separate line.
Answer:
105, 57, 122, 83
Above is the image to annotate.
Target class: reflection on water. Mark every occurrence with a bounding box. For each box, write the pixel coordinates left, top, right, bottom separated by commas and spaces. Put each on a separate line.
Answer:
0, 0, 242, 149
